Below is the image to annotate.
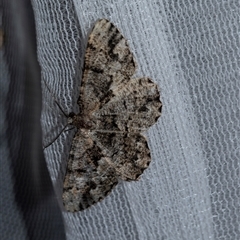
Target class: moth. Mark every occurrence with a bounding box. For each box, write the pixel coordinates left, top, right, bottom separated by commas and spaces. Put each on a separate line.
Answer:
62, 19, 162, 212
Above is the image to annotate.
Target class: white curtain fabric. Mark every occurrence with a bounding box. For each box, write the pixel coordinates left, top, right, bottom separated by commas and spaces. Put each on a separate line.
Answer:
35, 1, 240, 239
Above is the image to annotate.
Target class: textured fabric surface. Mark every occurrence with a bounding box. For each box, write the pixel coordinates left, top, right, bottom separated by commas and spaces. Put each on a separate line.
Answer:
36, 0, 239, 239
1, 0, 66, 239
0, 50, 28, 240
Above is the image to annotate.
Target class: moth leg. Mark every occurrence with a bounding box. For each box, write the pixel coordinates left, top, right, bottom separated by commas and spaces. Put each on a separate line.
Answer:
42, 124, 75, 150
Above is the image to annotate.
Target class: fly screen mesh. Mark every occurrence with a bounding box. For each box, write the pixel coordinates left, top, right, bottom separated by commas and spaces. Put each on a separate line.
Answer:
32, 0, 240, 239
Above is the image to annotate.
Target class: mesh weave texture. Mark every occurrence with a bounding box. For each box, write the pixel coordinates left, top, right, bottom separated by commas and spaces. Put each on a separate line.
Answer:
36, 0, 240, 239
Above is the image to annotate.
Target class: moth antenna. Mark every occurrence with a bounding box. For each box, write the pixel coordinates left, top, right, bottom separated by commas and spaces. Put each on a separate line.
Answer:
42, 79, 75, 149
43, 124, 74, 150
54, 99, 69, 118
64, 126, 75, 133
41, 79, 69, 117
